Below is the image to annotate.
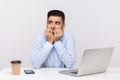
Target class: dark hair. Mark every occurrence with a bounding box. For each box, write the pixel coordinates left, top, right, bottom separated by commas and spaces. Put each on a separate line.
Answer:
47, 10, 65, 23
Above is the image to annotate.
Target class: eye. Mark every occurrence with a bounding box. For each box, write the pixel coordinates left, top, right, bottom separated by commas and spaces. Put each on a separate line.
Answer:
48, 21, 53, 24
55, 21, 60, 25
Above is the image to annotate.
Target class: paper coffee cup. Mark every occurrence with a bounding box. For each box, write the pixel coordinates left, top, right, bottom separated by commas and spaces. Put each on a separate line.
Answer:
11, 60, 21, 75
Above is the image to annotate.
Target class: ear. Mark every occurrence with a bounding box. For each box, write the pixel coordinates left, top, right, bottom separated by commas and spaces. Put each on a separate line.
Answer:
46, 21, 48, 28
63, 23, 65, 30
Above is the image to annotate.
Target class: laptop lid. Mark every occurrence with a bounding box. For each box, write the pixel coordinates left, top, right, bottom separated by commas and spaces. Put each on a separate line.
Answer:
77, 47, 114, 76
59, 47, 114, 77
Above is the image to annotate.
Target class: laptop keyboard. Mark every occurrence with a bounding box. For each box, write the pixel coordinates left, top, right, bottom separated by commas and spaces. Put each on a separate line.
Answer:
70, 71, 78, 74
59, 69, 78, 75
64, 69, 78, 74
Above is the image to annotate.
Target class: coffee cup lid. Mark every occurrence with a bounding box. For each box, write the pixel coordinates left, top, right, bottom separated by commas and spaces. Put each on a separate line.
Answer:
11, 60, 21, 64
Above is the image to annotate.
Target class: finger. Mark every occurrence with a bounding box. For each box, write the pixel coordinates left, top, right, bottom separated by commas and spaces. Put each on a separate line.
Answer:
55, 28, 61, 30
57, 29, 62, 34
46, 28, 51, 34
50, 30, 54, 34
54, 30, 57, 35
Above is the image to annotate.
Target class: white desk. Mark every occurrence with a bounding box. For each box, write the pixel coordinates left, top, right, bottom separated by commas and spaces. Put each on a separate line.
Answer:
0, 67, 120, 80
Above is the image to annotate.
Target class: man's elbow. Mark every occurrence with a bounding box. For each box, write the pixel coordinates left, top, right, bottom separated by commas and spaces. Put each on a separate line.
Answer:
31, 62, 40, 69
31, 58, 41, 69
65, 59, 75, 68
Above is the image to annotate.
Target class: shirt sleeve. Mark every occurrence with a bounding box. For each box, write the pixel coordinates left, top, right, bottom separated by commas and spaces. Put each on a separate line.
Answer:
54, 33, 75, 68
31, 34, 53, 69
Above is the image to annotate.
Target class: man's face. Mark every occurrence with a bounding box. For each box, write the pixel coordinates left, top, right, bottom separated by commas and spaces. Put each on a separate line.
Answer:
47, 16, 65, 31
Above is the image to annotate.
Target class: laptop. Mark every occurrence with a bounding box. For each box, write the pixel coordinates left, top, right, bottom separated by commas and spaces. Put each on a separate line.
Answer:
59, 47, 114, 77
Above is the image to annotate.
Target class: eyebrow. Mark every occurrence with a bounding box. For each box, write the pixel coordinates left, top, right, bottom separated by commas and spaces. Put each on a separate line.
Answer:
48, 20, 52, 22
48, 20, 61, 23
55, 21, 60, 24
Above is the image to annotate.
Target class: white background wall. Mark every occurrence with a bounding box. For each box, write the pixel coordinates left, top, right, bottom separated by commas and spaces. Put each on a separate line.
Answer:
0, 0, 120, 69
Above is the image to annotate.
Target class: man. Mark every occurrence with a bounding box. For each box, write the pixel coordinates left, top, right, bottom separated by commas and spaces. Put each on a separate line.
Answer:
31, 10, 75, 68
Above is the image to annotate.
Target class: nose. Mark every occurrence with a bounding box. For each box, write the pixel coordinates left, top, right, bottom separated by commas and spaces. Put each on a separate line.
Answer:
51, 24, 55, 29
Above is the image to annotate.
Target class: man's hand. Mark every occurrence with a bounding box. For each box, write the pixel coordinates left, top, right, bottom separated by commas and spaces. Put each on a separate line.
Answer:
53, 29, 63, 43
45, 28, 54, 44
